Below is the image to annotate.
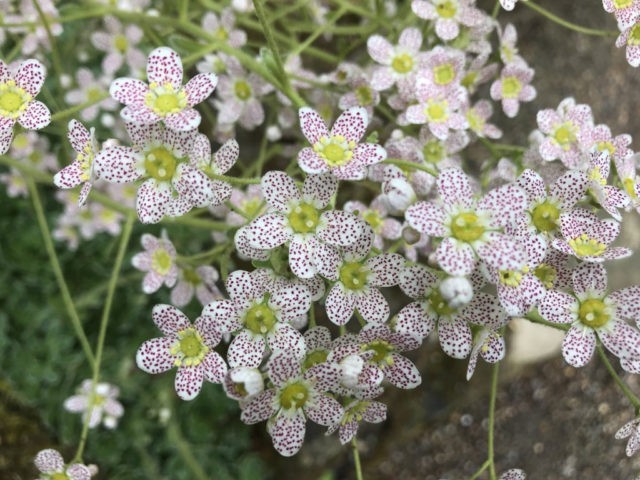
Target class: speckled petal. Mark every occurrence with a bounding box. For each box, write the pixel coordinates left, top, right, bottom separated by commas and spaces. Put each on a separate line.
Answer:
367, 253, 404, 287
288, 236, 316, 279
367, 35, 393, 64
34, 448, 65, 474
0, 128, 13, 154
398, 265, 437, 299
303, 173, 338, 208
147, 47, 183, 88
610, 286, 640, 321
214, 138, 239, 174
572, 263, 607, 296
136, 337, 175, 374
271, 411, 306, 457
228, 331, 265, 368
395, 302, 434, 339
356, 288, 390, 324
95, 146, 140, 183
245, 213, 290, 249
201, 351, 227, 383
405, 201, 446, 236
351, 142, 387, 167
54, 162, 84, 190
269, 323, 306, 357
137, 180, 172, 223
66, 464, 92, 480
385, 353, 421, 388
306, 394, 344, 426
436, 238, 476, 276
539, 290, 575, 324
18, 100, 50, 130
262, 170, 300, 211
437, 168, 474, 208
241, 389, 276, 424
317, 210, 363, 247
152, 304, 190, 335
298, 146, 329, 174
299, 107, 330, 144
184, 72, 218, 106
438, 318, 472, 359
15, 59, 46, 96
175, 365, 204, 400
165, 108, 201, 132
109, 77, 149, 105
551, 169, 589, 209
562, 326, 596, 367
326, 285, 356, 326
331, 107, 368, 143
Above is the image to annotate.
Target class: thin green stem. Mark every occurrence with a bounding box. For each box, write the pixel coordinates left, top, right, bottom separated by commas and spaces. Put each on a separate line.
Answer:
50, 93, 110, 123
351, 437, 364, 480
597, 344, 640, 410
27, 178, 96, 369
74, 213, 134, 462
487, 362, 499, 480
289, 6, 348, 57
167, 420, 209, 480
31, 0, 64, 81
491, 0, 501, 19
469, 459, 491, 480
524, 310, 570, 331
384, 158, 438, 177
522, 1, 617, 37
209, 173, 262, 185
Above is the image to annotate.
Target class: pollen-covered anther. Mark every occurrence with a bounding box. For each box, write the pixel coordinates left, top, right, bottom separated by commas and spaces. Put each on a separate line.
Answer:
145, 82, 188, 116
578, 298, 612, 329
0, 80, 32, 118
170, 327, 209, 367
568, 234, 606, 257
313, 135, 356, 168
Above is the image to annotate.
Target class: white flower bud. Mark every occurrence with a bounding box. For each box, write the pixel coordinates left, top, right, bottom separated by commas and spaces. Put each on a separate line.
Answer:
340, 354, 364, 388
266, 125, 282, 141
230, 367, 264, 397
385, 178, 416, 212
439, 276, 473, 309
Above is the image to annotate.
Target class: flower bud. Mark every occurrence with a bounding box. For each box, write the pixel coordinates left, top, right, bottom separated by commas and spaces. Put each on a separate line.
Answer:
439, 276, 473, 308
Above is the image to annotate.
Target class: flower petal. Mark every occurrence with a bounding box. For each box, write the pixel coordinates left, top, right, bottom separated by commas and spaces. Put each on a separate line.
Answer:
152, 304, 191, 335
165, 108, 201, 131
298, 146, 329, 174
228, 330, 265, 368
306, 394, 344, 426
299, 107, 330, 144
245, 213, 290, 249
562, 326, 596, 367
175, 365, 204, 400
539, 290, 576, 324
136, 337, 175, 374
202, 351, 228, 383
438, 318, 472, 359
270, 411, 306, 457
241, 389, 276, 424
318, 210, 363, 247
405, 201, 446, 236
109, 77, 149, 105
385, 353, 421, 389
17, 100, 50, 130
331, 107, 368, 143
356, 288, 390, 324
147, 47, 183, 88
437, 167, 473, 208
15, 59, 46, 96
137, 180, 172, 223
34, 449, 65, 474
326, 285, 356, 326
184, 73, 218, 106
261, 170, 300, 211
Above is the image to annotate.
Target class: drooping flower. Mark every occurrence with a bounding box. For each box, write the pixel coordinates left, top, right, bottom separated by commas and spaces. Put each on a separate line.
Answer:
242, 170, 364, 278
110, 47, 217, 131
63, 379, 124, 429
586, 149, 629, 220
131, 231, 179, 294
240, 352, 343, 456
616, 20, 640, 67
603, 0, 640, 30
327, 399, 387, 445
136, 304, 228, 400
615, 416, 640, 456
500, 470, 526, 480
489, 63, 536, 118
499, 0, 518, 11
54, 120, 101, 206
539, 263, 640, 369
0, 58, 50, 153
297, 106, 387, 180
34, 449, 92, 480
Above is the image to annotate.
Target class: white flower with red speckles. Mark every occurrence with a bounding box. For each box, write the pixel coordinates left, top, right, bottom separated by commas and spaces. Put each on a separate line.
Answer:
616, 417, 640, 456
616, 21, 640, 67
95, 122, 224, 223
586, 149, 629, 220
551, 208, 632, 262
0, 58, 50, 153
539, 263, 640, 370
240, 352, 343, 457
109, 46, 217, 131
131, 231, 178, 294
615, 154, 640, 212
405, 81, 468, 140
243, 170, 364, 278
64, 379, 124, 429
466, 100, 503, 139
344, 196, 402, 249
603, 0, 640, 30
411, 0, 483, 41
297, 106, 387, 180
406, 167, 528, 276
223, 366, 264, 403
136, 304, 228, 400
500, 470, 526, 480
34, 449, 92, 480
322, 226, 404, 325
54, 120, 101, 206
489, 63, 536, 118
327, 399, 387, 444
202, 269, 310, 368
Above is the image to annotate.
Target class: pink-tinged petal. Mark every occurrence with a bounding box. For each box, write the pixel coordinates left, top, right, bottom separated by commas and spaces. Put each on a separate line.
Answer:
15, 59, 46, 96
356, 288, 390, 324
306, 395, 344, 426
298, 147, 329, 174
478, 184, 528, 228
171, 280, 194, 307
175, 365, 204, 400
367, 35, 393, 64
271, 285, 311, 320
562, 326, 596, 368
437, 168, 474, 208
63, 394, 88, 413
268, 352, 302, 386
53, 162, 84, 189
289, 236, 317, 279
599, 247, 632, 261
318, 210, 363, 247
245, 213, 290, 249
271, 411, 306, 457
405, 201, 446, 236
0, 128, 13, 154
147, 47, 183, 88
367, 253, 404, 287
136, 337, 175, 374
610, 286, 640, 321
109, 77, 149, 105
228, 331, 265, 368
398, 265, 437, 299
95, 146, 140, 183
405, 104, 428, 124
137, 180, 171, 224
351, 143, 387, 168
121, 104, 160, 125
331, 162, 367, 181
385, 353, 421, 388
331, 107, 368, 143
559, 209, 596, 239
309, 237, 341, 279
299, 107, 329, 144
202, 299, 240, 333
201, 351, 227, 383
261, 170, 300, 211
34, 448, 65, 473
269, 324, 305, 357
152, 304, 191, 335
539, 290, 575, 324
214, 138, 239, 174
337, 420, 358, 444
17, 100, 50, 130
438, 318, 472, 359
165, 108, 201, 132
572, 263, 607, 296
436, 238, 476, 276
67, 119, 90, 152
241, 389, 276, 424
395, 302, 434, 339
326, 285, 356, 326
303, 173, 338, 208
399, 27, 422, 51
184, 72, 218, 106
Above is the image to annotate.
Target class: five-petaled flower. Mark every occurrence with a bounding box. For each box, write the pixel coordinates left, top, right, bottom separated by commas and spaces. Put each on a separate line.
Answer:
131, 231, 179, 294
64, 379, 124, 429
110, 46, 217, 131
136, 304, 228, 400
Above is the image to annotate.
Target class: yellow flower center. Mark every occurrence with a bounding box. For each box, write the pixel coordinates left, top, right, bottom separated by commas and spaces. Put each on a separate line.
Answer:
425, 99, 449, 123
0, 80, 31, 118
339, 261, 369, 291
145, 82, 187, 116
623, 177, 638, 199
450, 212, 485, 243
244, 302, 277, 335
355, 85, 374, 106
234, 80, 252, 100
461, 71, 477, 89
86, 87, 104, 102
391, 53, 414, 74
183, 268, 202, 285
589, 166, 607, 186
629, 24, 640, 45
428, 288, 457, 316
531, 200, 560, 233
436, 0, 457, 18
215, 27, 229, 41
343, 400, 372, 424
144, 146, 179, 182
578, 298, 611, 329
596, 140, 615, 156
313, 135, 356, 168
423, 139, 445, 164
171, 327, 209, 367
51, 474, 70, 480
433, 63, 455, 85
613, 0, 633, 9
466, 108, 485, 134
534, 263, 557, 289
363, 339, 394, 365
279, 381, 309, 409
501, 76, 522, 99
151, 248, 173, 276
363, 209, 383, 232
287, 201, 320, 234
114, 34, 128, 52
568, 234, 606, 257
499, 266, 529, 287
303, 349, 329, 369
552, 122, 577, 150
77, 142, 95, 182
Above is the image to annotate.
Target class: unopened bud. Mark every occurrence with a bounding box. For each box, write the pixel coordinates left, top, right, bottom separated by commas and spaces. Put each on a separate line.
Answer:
439, 276, 473, 309
402, 225, 420, 245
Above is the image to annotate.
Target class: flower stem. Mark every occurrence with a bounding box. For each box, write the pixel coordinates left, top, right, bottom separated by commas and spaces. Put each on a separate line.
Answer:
597, 344, 640, 410
26, 178, 96, 369
73, 213, 135, 462
469, 459, 491, 480
351, 437, 364, 480
31, 0, 64, 82
487, 362, 499, 480
524, 309, 570, 331
383, 158, 438, 177
522, 1, 617, 37
50, 93, 110, 123
167, 418, 209, 480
